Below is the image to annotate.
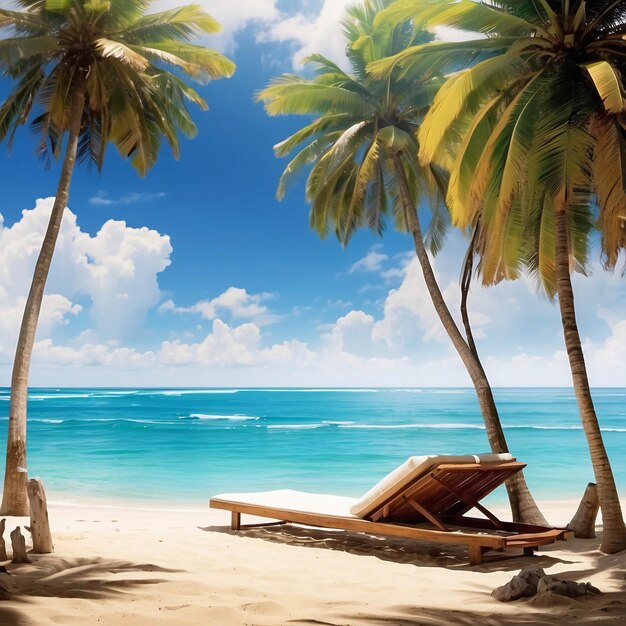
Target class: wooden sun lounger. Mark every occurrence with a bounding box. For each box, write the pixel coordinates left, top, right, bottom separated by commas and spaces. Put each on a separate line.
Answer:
210, 459, 570, 565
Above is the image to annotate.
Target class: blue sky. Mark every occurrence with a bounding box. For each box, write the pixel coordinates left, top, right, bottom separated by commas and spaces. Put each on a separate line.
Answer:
0, 0, 624, 387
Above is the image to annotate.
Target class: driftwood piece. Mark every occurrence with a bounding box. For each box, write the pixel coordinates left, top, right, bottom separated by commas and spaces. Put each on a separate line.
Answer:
0, 519, 7, 561
568, 482, 599, 539
10, 527, 30, 564
26, 478, 53, 553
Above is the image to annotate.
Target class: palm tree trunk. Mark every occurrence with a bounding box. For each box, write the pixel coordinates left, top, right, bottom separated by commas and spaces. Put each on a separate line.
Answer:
554, 206, 626, 553
0, 83, 86, 516
460, 223, 480, 359
390, 153, 546, 525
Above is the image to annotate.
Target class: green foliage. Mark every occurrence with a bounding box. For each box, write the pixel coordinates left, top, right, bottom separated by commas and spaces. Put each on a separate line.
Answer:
257, 0, 447, 246
375, 0, 626, 293
0, 0, 235, 175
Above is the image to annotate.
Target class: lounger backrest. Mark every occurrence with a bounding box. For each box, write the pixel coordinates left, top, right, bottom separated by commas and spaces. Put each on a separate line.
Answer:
350, 453, 517, 520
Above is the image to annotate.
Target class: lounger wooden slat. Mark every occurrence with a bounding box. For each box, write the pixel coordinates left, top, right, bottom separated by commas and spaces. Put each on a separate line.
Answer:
210, 496, 509, 549
209, 455, 570, 565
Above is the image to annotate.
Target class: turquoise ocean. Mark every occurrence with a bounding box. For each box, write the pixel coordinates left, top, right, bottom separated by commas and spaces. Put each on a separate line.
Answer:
1, 387, 624, 508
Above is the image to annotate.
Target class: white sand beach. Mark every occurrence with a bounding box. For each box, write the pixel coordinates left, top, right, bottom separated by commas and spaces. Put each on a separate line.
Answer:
0, 499, 624, 625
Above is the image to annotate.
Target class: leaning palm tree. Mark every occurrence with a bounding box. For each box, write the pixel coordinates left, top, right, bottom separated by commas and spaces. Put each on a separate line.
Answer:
0, 0, 235, 515
257, 0, 545, 524
373, 0, 626, 553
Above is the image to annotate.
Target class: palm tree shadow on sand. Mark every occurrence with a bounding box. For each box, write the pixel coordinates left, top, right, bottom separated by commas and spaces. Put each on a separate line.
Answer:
287, 596, 626, 626
1, 554, 185, 621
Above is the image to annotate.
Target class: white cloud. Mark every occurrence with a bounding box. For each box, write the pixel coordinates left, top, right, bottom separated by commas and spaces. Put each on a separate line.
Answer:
1, 199, 624, 389
89, 191, 166, 206
153, 0, 280, 53
0, 198, 171, 350
161, 287, 277, 324
258, 0, 354, 68
160, 319, 313, 367
29, 318, 315, 374
326, 299, 353, 309
349, 248, 389, 274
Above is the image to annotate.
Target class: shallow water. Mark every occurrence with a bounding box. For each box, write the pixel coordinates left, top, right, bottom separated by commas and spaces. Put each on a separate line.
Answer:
1, 387, 624, 508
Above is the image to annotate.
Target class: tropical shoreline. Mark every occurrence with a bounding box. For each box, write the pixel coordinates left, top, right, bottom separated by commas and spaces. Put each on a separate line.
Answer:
1, 498, 625, 625
5, 386, 624, 507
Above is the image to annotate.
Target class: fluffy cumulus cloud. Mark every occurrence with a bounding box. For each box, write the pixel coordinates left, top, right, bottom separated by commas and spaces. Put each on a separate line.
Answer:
160, 287, 277, 325
173, 0, 484, 69
313, 241, 626, 387
0, 197, 624, 388
153, 0, 357, 67
0, 198, 171, 356
349, 247, 389, 274
153, 0, 280, 52
258, 0, 355, 67
160, 319, 313, 367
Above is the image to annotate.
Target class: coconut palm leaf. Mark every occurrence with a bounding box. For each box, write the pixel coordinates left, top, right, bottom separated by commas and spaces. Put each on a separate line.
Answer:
0, 0, 235, 172
379, 0, 626, 550
258, 0, 448, 244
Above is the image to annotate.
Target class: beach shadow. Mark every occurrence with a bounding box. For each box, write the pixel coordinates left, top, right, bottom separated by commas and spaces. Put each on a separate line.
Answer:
0, 605, 29, 626
0, 553, 186, 624
200, 523, 575, 571
10, 554, 183, 599
288, 594, 626, 626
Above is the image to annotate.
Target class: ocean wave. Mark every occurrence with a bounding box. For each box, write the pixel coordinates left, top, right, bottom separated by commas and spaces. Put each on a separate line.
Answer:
34, 417, 179, 425
181, 414, 259, 421
322, 420, 355, 426
149, 389, 239, 396
267, 424, 328, 430
339, 422, 626, 432
29, 393, 94, 400
251, 388, 378, 393
340, 423, 485, 430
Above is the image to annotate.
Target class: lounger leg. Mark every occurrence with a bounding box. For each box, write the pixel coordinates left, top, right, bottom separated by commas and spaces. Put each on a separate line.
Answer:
523, 547, 536, 557
231, 511, 241, 531
468, 545, 483, 566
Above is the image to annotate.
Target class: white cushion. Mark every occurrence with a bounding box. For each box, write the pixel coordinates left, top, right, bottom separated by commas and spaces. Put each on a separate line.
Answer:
213, 489, 358, 518
349, 452, 514, 518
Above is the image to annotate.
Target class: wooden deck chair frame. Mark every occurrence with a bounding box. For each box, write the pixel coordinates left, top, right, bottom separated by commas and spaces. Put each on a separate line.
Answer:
210, 461, 569, 565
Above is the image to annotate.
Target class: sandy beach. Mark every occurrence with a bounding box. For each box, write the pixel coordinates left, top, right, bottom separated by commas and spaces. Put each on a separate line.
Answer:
0, 499, 624, 625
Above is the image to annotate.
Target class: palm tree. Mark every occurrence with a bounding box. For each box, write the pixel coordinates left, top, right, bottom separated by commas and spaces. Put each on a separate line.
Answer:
0, 0, 235, 515
373, 0, 626, 553
257, 0, 545, 524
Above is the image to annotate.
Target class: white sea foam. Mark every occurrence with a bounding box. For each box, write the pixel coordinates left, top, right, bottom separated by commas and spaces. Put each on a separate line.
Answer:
340, 423, 485, 430
29, 393, 92, 400
182, 414, 259, 421
150, 389, 239, 396
322, 420, 355, 426
250, 388, 379, 393
38, 419, 64, 424
267, 424, 328, 430
338, 422, 626, 432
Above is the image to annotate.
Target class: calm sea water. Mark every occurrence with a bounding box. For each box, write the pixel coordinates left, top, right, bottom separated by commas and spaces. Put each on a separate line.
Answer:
0, 387, 624, 508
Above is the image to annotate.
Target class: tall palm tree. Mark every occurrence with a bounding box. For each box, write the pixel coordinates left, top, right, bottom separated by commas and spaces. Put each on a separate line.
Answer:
373, 0, 626, 553
0, 0, 235, 515
257, 0, 545, 524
